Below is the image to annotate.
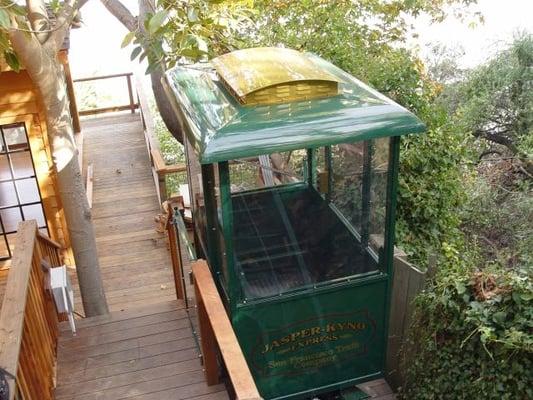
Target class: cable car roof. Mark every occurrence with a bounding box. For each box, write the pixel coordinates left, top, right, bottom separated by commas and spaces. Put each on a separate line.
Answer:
164, 47, 426, 164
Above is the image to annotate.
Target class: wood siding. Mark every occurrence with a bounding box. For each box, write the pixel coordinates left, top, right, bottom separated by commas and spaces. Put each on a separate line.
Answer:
0, 70, 73, 267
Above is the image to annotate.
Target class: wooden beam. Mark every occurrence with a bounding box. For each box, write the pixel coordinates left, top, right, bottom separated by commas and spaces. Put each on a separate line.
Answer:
73, 72, 134, 83
86, 163, 94, 209
0, 221, 38, 398
78, 104, 139, 116
59, 50, 81, 133
166, 204, 185, 300
192, 260, 262, 400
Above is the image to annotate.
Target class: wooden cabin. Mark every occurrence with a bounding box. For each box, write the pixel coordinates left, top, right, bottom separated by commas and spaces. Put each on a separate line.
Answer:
0, 50, 80, 268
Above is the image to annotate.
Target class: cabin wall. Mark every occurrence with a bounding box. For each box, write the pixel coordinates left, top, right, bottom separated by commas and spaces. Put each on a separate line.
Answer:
0, 70, 74, 267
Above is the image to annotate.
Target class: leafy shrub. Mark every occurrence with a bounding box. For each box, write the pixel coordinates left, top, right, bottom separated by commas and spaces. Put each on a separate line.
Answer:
401, 266, 533, 399
151, 101, 187, 196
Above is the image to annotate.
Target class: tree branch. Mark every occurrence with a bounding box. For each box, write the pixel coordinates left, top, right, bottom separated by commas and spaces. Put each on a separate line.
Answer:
27, 0, 51, 44
473, 129, 519, 155
100, 0, 138, 32
48, 0, 79, 51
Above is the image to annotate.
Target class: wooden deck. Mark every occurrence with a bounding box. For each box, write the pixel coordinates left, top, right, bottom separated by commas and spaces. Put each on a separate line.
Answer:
55, 301, 229, 400
74, 113, 176, 312
53, 112, 395, 400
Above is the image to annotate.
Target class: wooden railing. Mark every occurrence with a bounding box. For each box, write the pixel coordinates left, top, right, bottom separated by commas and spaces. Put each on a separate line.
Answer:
192, 260, 262, 400
0, 220, 62, 400
135, 76, 186, 205
73, 72, 139, 116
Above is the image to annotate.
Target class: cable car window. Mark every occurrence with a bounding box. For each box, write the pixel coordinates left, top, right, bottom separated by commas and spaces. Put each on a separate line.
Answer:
226, 145, 387, 301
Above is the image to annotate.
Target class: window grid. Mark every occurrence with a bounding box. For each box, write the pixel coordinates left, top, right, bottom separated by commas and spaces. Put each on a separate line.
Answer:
0, 123, 49, 260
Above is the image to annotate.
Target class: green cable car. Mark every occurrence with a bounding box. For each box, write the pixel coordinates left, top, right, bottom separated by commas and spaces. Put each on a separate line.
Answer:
164, 47, 425, 400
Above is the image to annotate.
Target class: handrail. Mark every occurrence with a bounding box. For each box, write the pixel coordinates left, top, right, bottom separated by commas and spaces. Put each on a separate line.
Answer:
135, 75, 186, 205
73, 72, 139, 116
73, 72, 134, 83
192, 259, 262, 400
0, 220, 62, 400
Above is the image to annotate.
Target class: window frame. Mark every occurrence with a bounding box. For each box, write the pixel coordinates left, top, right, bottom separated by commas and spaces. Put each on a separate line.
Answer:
0, 122, 49, 260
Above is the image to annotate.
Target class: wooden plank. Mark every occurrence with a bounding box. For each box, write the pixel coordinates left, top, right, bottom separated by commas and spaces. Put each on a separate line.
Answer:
79, 103, 139, 116
0, 221, 37, 397
192, 260, 262, 400
78, 114, 177, 312
86, 163, 94, 208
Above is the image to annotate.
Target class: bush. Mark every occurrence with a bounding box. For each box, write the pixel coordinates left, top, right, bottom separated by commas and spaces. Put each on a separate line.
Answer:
401, 265, 533, 399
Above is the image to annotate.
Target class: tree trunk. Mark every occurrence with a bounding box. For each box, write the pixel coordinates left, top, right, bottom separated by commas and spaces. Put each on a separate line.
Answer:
10, 33, 108, 316
150, 67, 184, 143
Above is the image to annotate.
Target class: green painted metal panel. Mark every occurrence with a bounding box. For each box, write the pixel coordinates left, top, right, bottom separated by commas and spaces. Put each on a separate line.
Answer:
232, 278, 388, 400
164, 50, 425, 164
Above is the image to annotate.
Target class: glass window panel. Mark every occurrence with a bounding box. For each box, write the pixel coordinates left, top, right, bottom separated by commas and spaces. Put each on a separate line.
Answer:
0, 208, 22, 232
330, 143, 364, 231
4, 125, 29, 151
10, 152, 34, 179
22, 204, 46, 227
0, 181, 18, 207
228, 146, 388, 301
16, 178, 40, 204
229, 152, 305, 194
0, 155, 11, 180
368, 138, 390, 259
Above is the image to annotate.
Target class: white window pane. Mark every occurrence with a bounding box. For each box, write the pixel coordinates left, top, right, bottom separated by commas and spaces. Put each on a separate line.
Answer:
4, 125, 28, 151
10, 152, 34, 179
0, 181, 18, 207
22, 204, 46, 227
0, 155, 11, 180
16, 178, 40, 204
0, 207, 22, 232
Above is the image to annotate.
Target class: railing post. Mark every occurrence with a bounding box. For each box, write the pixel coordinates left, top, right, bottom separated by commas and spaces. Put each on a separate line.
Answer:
167, 206, 185, 300
193, 273, 220, 385
126, 74, 135, 114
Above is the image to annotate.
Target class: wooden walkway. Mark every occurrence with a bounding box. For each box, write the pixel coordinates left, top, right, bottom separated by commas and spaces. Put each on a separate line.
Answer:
75, 113, 176, 312
55, 113, 227, 399
53, 112, 394, 400
55, 301, 228, 400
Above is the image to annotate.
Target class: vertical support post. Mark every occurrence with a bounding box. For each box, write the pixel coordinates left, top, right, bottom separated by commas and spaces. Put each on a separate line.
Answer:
382, 136, 401, 373
325, 145, 333, 202
158, 174, 167, 204
193, 276, 220, 385
58, 50, 81, 133
126, 74, 135, 113
201, 164, 220, 276
218, 161, 238, 312
361, 140, 374, 248
167, 206, 185, 300
306, 148, 316, 187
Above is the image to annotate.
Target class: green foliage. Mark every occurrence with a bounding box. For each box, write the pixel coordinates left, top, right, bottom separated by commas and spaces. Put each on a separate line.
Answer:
443, 34, 533, 161
401, 265, 532, 399
0, 0, 28, 71
124, 0, 253, 72
150, 100, 187, 195
461, 174, 532, 269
